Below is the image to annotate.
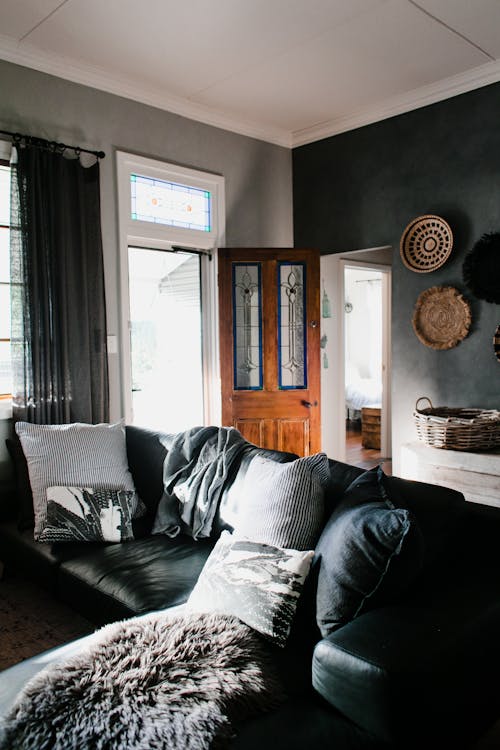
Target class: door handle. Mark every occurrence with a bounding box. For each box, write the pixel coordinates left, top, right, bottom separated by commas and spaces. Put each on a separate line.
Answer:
302, 400, 318, 408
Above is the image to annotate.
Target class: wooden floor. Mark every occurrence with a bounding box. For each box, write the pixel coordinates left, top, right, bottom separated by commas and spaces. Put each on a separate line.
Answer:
0, 569, 95, 671
345, 420, 392, 475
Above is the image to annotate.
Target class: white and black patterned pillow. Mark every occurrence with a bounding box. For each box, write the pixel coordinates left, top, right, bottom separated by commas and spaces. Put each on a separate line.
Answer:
15, 421, 139, 540
187, 531, 314, 647
234, 452, 330, 550
38, 487, 136, 543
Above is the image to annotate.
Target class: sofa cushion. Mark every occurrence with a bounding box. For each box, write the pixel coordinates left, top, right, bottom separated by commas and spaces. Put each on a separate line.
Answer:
315, 467, 424, 637
212, 445, 298, 537
125, 426, 175, 528
312, 603, 500, 746
38, 487, 138, 543
57, 535, 214, 624
233, 452, 330, 550
187, 531, 314, 647
15, 421, 138, 540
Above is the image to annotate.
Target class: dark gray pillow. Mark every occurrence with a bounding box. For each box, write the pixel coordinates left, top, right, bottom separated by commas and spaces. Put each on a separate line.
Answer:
316, 466, 424, 638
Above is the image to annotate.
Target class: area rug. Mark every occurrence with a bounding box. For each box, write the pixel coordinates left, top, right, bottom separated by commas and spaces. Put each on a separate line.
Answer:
0, 611, 284, 750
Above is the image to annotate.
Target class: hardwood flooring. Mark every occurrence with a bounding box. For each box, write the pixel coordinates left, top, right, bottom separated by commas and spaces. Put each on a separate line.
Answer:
0, 569, 95, 671
345, 420, 392, 475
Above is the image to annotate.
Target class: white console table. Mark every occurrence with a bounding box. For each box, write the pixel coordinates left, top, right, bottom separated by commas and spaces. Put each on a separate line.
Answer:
400, 441, 500, 508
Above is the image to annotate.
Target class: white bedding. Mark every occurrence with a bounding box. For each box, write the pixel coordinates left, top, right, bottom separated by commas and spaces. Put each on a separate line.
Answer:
345, 363, 382, 410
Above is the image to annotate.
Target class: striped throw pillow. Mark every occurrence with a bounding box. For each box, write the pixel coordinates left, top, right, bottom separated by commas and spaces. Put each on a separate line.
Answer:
234, 452, 330, 550
15, 421, 138, 540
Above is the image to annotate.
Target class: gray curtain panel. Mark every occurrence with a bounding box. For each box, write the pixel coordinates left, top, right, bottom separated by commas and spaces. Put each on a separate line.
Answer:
10, 143, 109, 424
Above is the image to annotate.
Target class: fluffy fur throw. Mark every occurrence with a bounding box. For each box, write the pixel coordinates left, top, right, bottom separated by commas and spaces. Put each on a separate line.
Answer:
0, 611, 284, 750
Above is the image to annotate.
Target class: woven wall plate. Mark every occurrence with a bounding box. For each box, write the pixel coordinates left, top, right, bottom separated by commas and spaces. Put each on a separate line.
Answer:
412, 285, 471, 350
494, 325, 500, 362
400, 214, 453, 273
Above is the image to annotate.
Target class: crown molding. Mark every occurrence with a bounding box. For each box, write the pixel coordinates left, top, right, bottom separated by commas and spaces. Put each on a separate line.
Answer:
291, 58, 500, 147
1, 33, 499, 151
0, 34, 292, 148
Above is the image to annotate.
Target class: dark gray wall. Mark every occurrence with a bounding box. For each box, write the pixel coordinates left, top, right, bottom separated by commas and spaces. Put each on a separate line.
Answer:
293, 83, 500, 468
0, 59, 292, 426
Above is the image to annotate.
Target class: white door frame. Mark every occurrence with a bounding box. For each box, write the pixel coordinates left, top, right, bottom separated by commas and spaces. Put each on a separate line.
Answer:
320, 253, 391, 462
116, 150, 225, 426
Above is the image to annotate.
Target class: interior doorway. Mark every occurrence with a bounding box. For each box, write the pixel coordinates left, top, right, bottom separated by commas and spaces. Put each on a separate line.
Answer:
320, 248, 392, 469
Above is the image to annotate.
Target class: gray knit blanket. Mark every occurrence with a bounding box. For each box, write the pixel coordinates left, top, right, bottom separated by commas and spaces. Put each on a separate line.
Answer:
0, 611, 284, 750
153, 426, 251, 540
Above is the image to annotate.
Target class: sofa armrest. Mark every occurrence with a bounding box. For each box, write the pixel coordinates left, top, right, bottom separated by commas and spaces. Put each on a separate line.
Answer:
312, 603, 500, 747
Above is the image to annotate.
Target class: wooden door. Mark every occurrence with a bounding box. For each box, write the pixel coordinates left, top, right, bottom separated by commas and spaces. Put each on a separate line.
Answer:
218, 248, 321, 456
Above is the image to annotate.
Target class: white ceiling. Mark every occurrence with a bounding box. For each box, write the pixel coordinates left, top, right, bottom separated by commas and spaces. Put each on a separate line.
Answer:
0, 0, 500, 147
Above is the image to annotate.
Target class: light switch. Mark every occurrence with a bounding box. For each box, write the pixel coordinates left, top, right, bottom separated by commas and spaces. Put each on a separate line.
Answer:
107, 335, 118, 354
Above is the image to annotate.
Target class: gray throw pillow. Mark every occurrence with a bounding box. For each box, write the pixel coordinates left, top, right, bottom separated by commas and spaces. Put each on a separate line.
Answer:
315, 467, 425, 638
38, 487, 136, 543
15, 421, 138, 540
234, 452, 330, 550
187, 531, 314, 647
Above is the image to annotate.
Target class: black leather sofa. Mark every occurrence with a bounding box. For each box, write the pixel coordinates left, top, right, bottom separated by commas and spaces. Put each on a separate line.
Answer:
1, 425, 500, 749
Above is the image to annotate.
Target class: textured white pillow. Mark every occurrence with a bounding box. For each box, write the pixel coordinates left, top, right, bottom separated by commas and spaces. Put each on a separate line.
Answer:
234, 452, 330, 550
15, 421, 137, 540
187, 531, 314, 647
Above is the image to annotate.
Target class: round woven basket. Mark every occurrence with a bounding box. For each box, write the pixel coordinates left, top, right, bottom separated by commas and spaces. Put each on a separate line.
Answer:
412, 286, 471, 350
413, 397, 500, 452
400, 215, 453, 273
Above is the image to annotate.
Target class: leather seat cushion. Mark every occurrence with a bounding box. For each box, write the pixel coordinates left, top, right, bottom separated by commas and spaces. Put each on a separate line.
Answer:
313, 602, 500, 747
57, 534, 214, 624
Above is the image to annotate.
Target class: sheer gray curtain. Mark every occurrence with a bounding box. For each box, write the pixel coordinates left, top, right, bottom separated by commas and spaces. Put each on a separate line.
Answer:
10, 143, 109, 424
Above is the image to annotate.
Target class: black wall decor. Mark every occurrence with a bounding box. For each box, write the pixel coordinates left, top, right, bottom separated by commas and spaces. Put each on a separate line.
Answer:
463, 232, 500, 304
293, 81, 500, 460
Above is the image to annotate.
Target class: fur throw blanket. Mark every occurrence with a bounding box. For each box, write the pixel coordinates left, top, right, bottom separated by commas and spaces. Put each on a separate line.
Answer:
0, 611, 284, 750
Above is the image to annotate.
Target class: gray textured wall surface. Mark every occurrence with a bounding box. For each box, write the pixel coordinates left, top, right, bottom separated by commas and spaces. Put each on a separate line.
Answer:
0, 59, 293, 454
293, 83, 500, 466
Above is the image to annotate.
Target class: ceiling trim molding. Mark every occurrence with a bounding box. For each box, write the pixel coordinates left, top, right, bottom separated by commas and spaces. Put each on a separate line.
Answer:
0, 34, 292, 148
291, 59, 500, 147
1, 33, 500, 151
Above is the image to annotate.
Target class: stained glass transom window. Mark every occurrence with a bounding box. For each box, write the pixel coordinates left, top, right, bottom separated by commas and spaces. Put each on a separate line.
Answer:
130, 173, 211, 231
232, 263, 262, 390
278, 262, 306, 389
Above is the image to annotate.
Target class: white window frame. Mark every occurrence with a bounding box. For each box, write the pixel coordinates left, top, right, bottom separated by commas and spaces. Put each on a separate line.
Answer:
116, 151, 225, 426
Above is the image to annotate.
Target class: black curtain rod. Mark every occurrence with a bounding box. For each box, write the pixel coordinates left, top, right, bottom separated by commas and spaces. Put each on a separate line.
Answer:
0, 129, 105, 159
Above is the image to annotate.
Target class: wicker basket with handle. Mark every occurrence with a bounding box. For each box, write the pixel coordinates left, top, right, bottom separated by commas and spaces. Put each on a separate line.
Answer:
413, 397, 500, 452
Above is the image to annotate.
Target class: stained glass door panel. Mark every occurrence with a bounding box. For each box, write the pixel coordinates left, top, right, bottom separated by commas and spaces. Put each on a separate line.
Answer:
219, 248, 321, 457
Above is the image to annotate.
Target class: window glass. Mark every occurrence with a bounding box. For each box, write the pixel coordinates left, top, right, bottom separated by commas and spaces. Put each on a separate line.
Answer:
130, 173, 211, 231
128, 246, 204, 431
278, 262, 307, 389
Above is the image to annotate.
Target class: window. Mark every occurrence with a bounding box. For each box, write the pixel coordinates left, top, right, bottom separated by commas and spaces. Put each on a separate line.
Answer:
0, 159, 11, 397
117, 152, 225, 428
128, 247, 204, 432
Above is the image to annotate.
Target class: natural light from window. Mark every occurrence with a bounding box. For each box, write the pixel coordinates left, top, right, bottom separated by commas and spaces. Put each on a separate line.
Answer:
128, 247, 204, 432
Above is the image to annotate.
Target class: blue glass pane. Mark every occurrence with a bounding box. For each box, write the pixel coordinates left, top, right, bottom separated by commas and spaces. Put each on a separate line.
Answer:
232, 263, 262, 390
278, 262, 306, 389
